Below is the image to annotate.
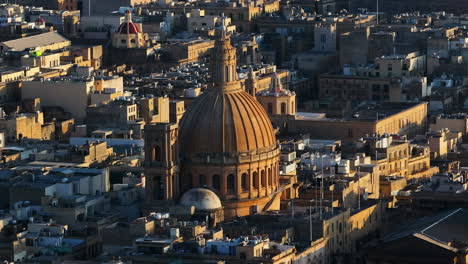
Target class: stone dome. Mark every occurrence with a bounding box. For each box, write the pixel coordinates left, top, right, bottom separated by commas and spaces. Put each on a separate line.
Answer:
179, 90, 277, 159
179, 17, 277, 162
179, 188, 222, 210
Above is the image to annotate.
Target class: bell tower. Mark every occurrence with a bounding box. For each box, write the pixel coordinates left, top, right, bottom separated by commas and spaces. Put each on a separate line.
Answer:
245, 67, 257, 97
144, 123, 180, 202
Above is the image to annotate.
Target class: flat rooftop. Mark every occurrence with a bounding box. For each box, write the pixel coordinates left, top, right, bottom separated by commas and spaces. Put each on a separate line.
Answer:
296, 102, 425, 122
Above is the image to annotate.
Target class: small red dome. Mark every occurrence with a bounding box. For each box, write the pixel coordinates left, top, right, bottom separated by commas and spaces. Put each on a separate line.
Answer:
117, 22, 141, 34
35, 17, 46, 24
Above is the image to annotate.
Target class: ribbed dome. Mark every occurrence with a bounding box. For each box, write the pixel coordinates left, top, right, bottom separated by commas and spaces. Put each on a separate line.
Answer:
117, 22, 141, 34
179, 89, 276, 156
179, 18, 276, 160
117, 9, 141, 34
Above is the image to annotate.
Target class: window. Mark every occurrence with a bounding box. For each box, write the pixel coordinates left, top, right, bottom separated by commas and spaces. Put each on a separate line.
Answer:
261, 170, 266, 187
281, 103, 286, 114
241, 173, 248, 190
267, 103, 273, 114
227, 174, 235, 194
212, 175, 221, 190
253, 171, 259, 188
267, 168, 272, 186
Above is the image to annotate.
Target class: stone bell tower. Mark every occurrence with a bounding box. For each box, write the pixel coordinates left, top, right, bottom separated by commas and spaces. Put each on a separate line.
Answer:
144, 123, 179, 203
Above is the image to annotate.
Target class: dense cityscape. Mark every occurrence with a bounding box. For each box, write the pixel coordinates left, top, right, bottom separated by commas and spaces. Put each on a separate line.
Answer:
0, 0, 467, 263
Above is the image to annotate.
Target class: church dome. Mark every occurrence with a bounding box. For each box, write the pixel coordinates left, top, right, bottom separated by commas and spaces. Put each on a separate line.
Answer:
117, 22, 141, 34
180, 188, 222, 210
117, 10, 141, 34
179, 21, 276, 162
179, 90, 276, 159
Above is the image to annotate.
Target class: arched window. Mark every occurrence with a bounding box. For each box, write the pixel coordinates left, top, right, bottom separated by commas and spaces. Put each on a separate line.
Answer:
261, 170, 266, 187
281, 102, 286, 114
212, 174, 221, 190
253, 171, 259, 189
241, 173, 248, 191
227, 174, 235, 194
199, 175, 206, 186
267, 103, 273, 114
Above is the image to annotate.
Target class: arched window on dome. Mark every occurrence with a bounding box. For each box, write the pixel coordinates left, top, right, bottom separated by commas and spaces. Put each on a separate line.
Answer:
261, 170, 266, 187
199, 175, 206, 186
241, 173, 248, 191
253, 171, 259, 189
281, 102, 286, 115
267, 103, 273, 114
227, 174, 235, 194
212, 175, 221, 191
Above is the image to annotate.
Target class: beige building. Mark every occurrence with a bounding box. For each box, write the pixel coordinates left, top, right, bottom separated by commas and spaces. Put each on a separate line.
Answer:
169, 100, 185, 124
427, 129, 462, 159
0, 111, 54, 141
22, 77, 95, 122
0, 67, 40, 83
20, 53, 62, 69
289, 102, 428, 141
430, 114, 468, 135
375, 52, 426, 78
369, 135, 438, 181
0, 31, 71, 52
186, 9, 235, 34
140, 97, 170, 125
86, 99, 139, 129
163, 39, 214, 66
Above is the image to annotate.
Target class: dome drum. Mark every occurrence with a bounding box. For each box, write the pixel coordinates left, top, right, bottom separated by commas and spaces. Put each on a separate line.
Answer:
181, 146, 279, 165
181, 155, 279, 204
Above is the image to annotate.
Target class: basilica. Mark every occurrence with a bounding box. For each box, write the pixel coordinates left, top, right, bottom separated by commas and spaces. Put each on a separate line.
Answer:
144, 18, 297, 221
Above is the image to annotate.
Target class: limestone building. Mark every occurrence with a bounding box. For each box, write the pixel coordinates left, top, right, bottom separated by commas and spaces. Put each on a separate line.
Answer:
145, 18, 282, 220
